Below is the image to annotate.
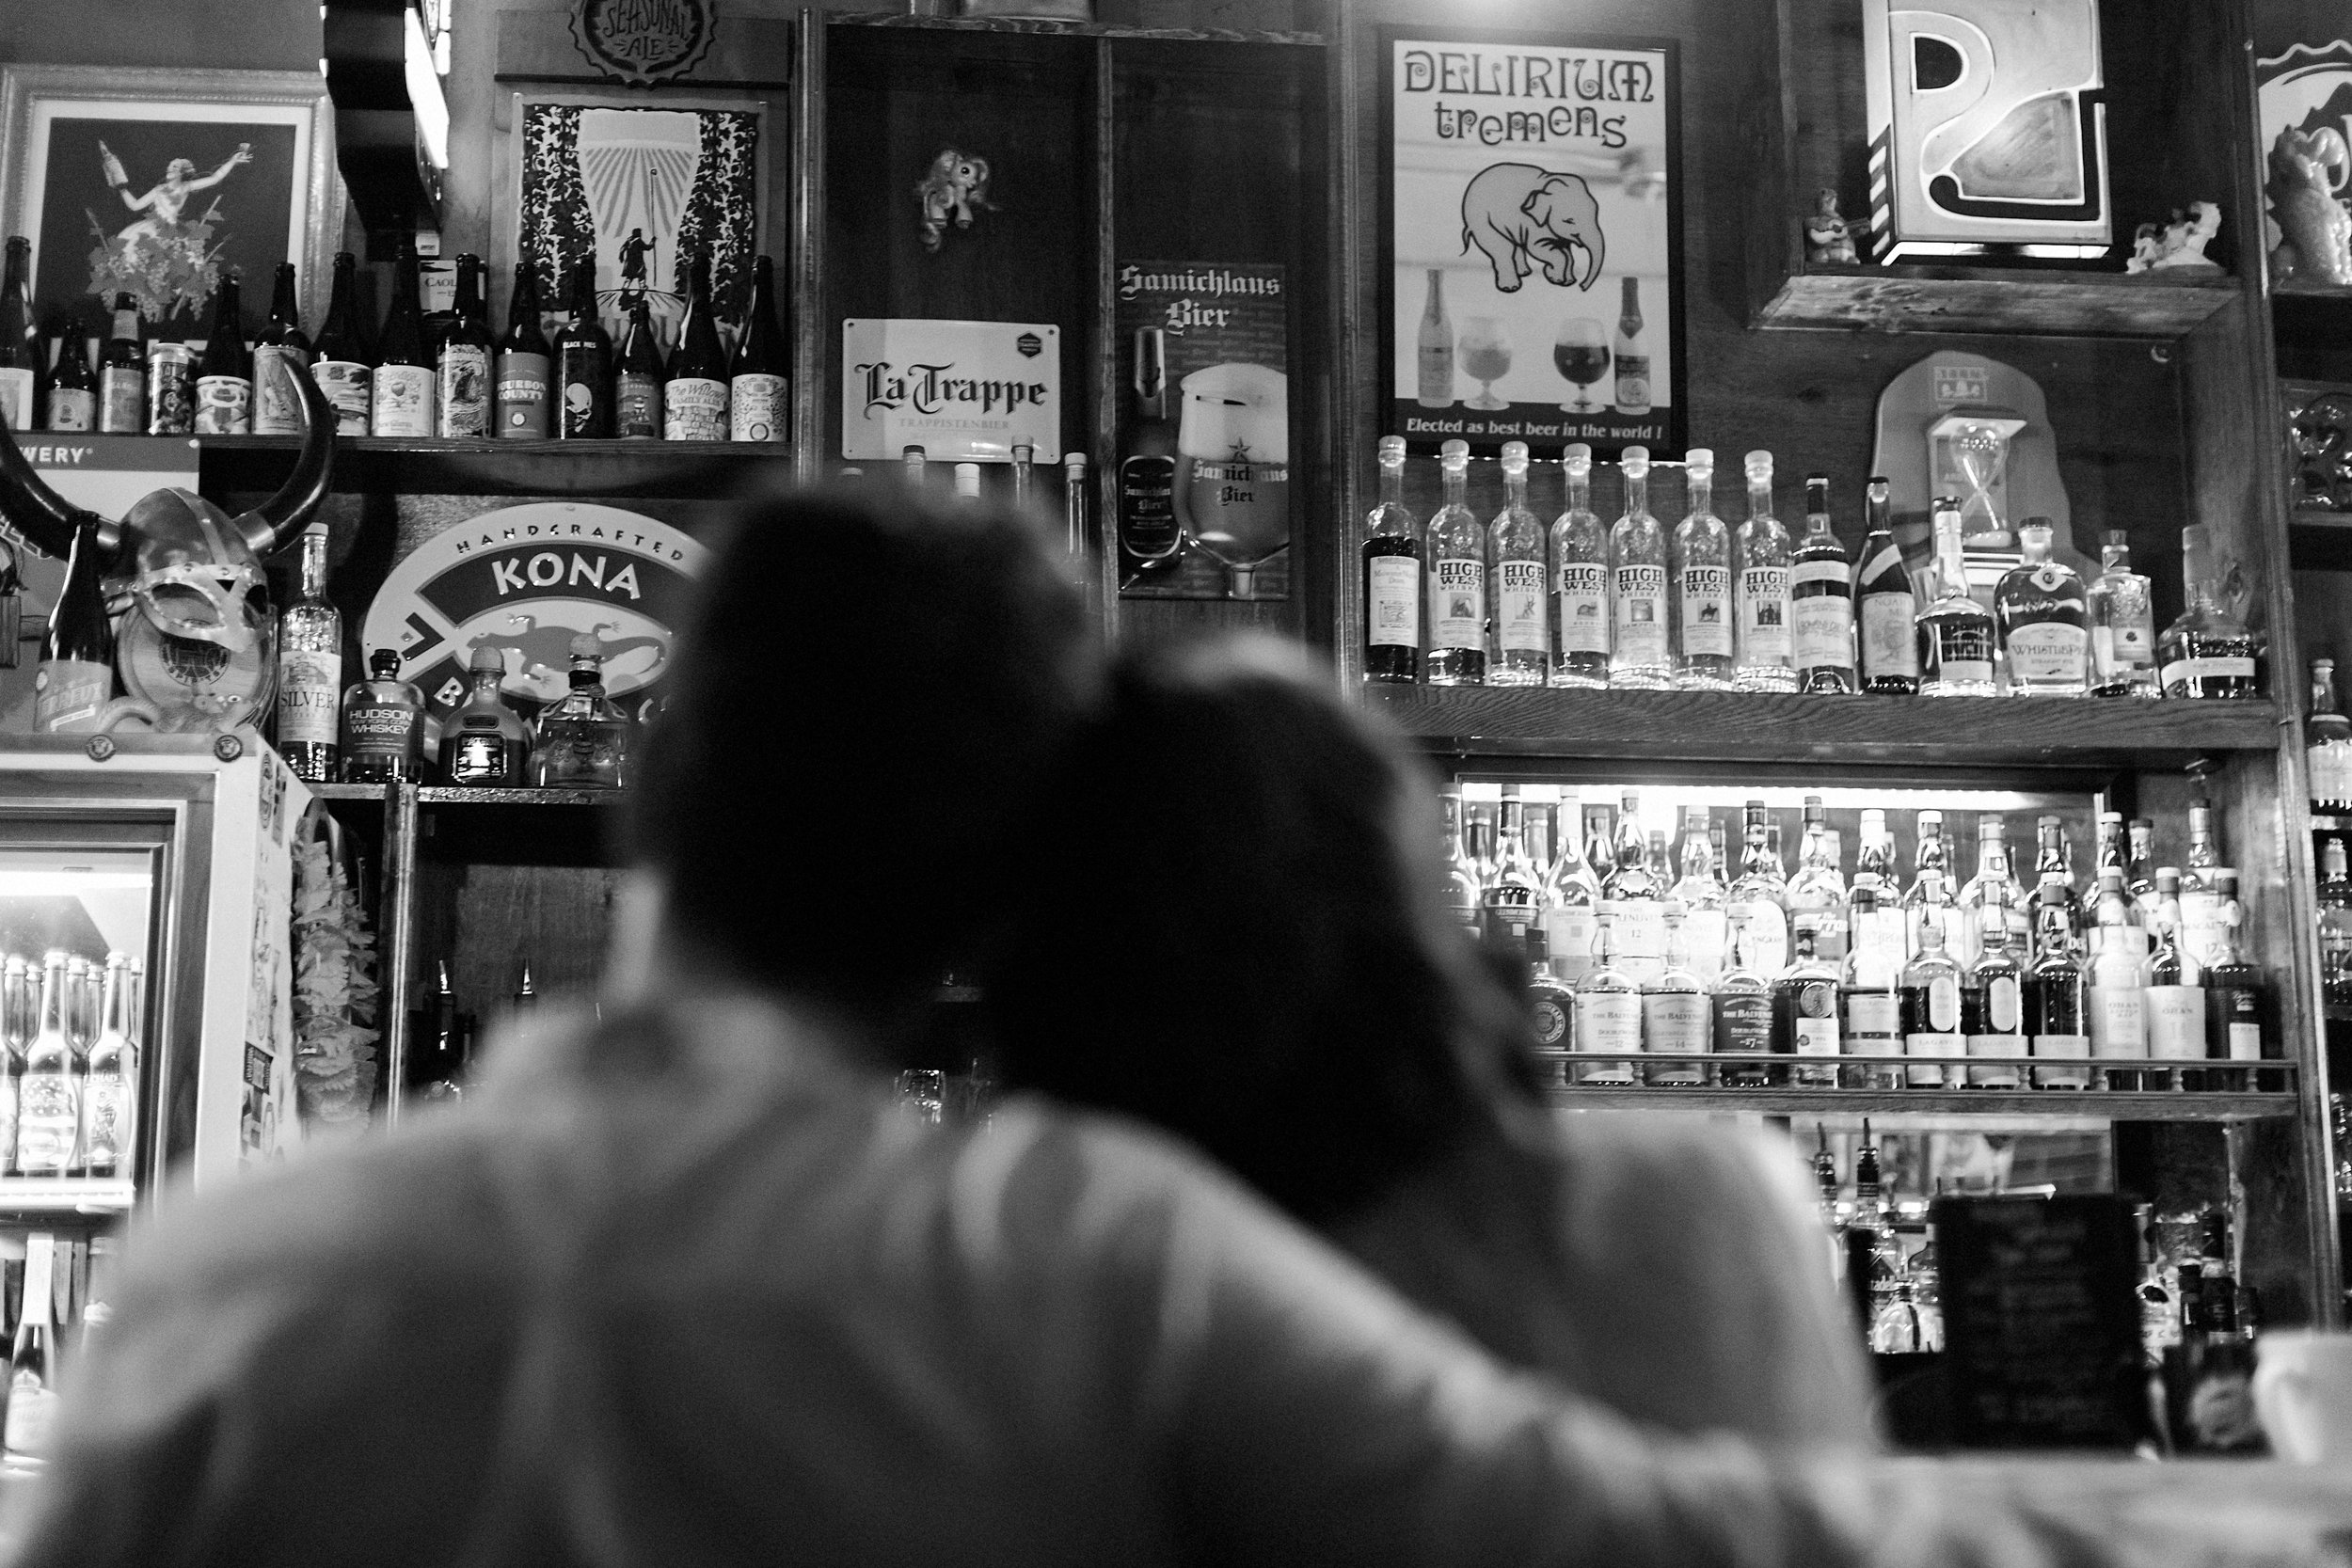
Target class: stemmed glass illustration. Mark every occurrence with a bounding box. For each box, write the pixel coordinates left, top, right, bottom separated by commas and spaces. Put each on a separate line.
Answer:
1554, 318, 1610, 413
1458, 317, 1512, 411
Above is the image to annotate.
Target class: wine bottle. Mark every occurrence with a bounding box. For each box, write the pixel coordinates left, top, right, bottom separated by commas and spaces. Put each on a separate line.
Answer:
729, 254, 787, 443
42, 317, 95, 433
663, 250, 727, 442
310, 252, 373, 436
495, 262, 552, 440
3, 1233, 59, 1460
250, 261, 311, 436
33, 519, 116, 734
0, 237, 40, 432
1854, 476, 1919, 694
97, 293, 146, 436
193, 272, 251, 435
614, 289, 665, 439
554, 260, 612, 440
371, 245, 435, 438
1362, 434, 1422, 683
436, 254, 493, 438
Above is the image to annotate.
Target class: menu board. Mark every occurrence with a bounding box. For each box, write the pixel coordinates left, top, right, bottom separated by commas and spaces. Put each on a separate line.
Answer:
1933, 1194, 2147, 1449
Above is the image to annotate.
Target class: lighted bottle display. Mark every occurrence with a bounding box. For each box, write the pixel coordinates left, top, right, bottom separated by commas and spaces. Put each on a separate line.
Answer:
193, 273, 251, 435
1424, 439, 1485, 686
1671, 449, 1735, 690
250, 261, 310, 436
1610, 447, 1671, 689
495, 261, 553, 439
1487, 441, 1549, 686
730, 254, 788, 443
1855, 478, 1919, 694
1549, 443, 1611, 689
310, 253, 372, 436
1416, 269, 1454, 407
1613, 277, 1650, 416
1361, 435, 1422, 684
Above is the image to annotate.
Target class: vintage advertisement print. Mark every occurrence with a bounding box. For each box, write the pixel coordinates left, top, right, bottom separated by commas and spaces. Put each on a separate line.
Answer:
1383, 29, 1684, 458
1113, 261, 1289, 602
841, 318, 1062, 464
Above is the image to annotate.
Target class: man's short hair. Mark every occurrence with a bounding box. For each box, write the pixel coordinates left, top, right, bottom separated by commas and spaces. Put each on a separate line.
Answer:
628, 483, 1096, 1011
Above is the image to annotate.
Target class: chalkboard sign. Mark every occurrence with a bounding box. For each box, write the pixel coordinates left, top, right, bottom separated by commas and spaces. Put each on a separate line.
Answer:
1933, 1194, 2148, 1449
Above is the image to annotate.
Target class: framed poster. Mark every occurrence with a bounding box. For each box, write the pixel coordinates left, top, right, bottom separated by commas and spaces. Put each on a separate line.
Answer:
0, 66, 340, 337
1381, 28, 1684, 458
840, 318, 1061, 465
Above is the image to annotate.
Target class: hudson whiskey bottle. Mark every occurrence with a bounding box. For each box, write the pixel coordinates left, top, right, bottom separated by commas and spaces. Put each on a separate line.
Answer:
1549, 443, 1611, 689
341, 649, 426, 784
1362, 435, 1421, 683
1424, 439, 1485, 686
1671, 449, 1735, 690
1487, 442, 1549, 686
1994, 518, 2090, 696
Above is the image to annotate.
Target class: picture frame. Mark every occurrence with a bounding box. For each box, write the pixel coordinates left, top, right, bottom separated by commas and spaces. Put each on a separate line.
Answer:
0, 65, 340, 336
1379, 26, 1686, 459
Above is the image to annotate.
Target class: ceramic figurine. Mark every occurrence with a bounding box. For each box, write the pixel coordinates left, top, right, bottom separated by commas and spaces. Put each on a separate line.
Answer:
916, 149, 994, 253
1804, 188, 1860, 266
2268, 126, 2352, 286
2125, 201, 2223, 275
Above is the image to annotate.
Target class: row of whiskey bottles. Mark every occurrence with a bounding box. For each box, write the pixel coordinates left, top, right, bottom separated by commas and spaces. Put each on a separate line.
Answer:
1363, 437, 2262, 701
0, 952, 143, 1180
1447, 786, 2276, 1090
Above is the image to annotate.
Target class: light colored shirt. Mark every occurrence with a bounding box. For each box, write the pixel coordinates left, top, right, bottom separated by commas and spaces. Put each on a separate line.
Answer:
5, 998, 2113, 1568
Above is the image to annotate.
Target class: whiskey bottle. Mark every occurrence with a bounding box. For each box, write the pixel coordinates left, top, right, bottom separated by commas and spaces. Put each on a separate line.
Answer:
1916, 497, 1996, 696
0, 237, 40, 431
2127, 818, 2160, 917
1666, 805, 1729, 981
15, 954, 76, 1177
80, 955, 134, 1178
2088, 867, 2151, 1091
1841, 881, 1903, 1088
1899, 891, 1964, 1086
2158, 524, 2263, 699
495, 262, 553, 439
2025, 883, 2092, 1088
1725, 798, 1790, 975
1480, 784, 1543, 949
614, 290, 665, 439
1549, 443, 1611, 689
2311, 659, 2352, 813
1539, 785, 1601, 982
1785, 795, 1849, 964
97, 293, 146, 436
43, 318, 94, 433
251, 261, 310, 436
1487, 442, 1549, 686
442, 647, 531, 787
2201, 872, 2268, 1092
1994, 517, 2090, 696
2088, 529, 2157, 697
553, 260, 613, 440
1524, 926, 1574, 1089
1644, 901, 1710, 1085
1424, 439, 1486, 686
340, 649, 426, 784
2146, 887, 2204, 1090
1963, 883, 2026, 1088
372, 245, 436, 438
1362, 435, 1422, 684
1772, 927, 1842, 1088
1438, 784, 1482, 934
274, 521, 342, 783
1712, 915, 1778, 1086
1609, 447, 1672, 689
1120, 329, 1183, 566
1855, 477, 1920, 694
1791, 473, 1856, 693
1571, 913, 1640, 1085
532, 634, 632, 789
2180, 802, 2228, 970
310, 253, 372, 436
1670, 448, 1735, 690
1734, 450, 1796, 692
1903, 809, 1964, 958
194, 273, 252, 435
1599, 790, 1665, 978
664, 250, 728, 442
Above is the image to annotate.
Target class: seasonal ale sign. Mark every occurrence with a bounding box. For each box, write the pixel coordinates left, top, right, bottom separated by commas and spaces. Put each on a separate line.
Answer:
1381, 27, 1685, 457
571, 0, 718, 86
840, 319, 1062, 464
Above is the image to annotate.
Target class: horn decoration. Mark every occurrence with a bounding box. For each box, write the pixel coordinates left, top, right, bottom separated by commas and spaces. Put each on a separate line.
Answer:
0, 417, 112, 561
233, 354, 339, 558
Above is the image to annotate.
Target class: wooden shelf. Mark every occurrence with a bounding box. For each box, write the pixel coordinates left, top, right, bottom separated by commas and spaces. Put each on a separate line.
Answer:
415, 787, 626, 807
1750, 262, 2236, 338
829, 10, 1322, 44
1546, 1086, 2296, 1120
0, 1178, 136, 1215
198, 436, 794, 499
1362, 686, 2279, 767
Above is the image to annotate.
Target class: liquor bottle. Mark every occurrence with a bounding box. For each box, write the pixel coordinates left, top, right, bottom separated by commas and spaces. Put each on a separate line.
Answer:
1600, 791, 1666, 978
1062, 452, 1089, 567
1791, 473, 1856, 694
2088, 529, 2157, 698
1549, 443, 1611, 689
1994, 517, 2090, 696
15, 954, 76, 1177
730, 255, 788, 443
410, 959, 468, 1101
1609, 447, 1672, 689
80, 955, 134, 1179
664, 250, 728, 442
953, 463, 983, 503
1487, 442, 1549, 686
2028, 816, 2085, 952
554, 260, 613, 440
1963, 883, 2026, 1088
1525, 926, 1574, 1088
441, 647, 531, 786
1725, 798, 1789, 975
33, 519, 116, 735
1424, 439, 1485, 687
1613, 277, 1650, 416
274, 521, 342, 784
1571, 913, 1640, 1085
0, 237, 40, 431
250, 261, 310, 436
2146, 881, 2204, 1090
2089, 866, 2151, 1091
2201, 872, 2267, 1092
1917, 498, 1996, 696
1712, 915, 1779, 1086
532, 634, 632, 789
1540, 786, 1601, 983
495, 262, 553, 439
1644, 902, 1710, 1085
1416, 269, 1454, 407
1785, 795, 1850, 964
2312, 659, 2352, 814
341, 649, 426, 784
2158, 524, 2263, 699
1842, 881, 1903, 1088
193, 273, 252, 435
614, 291, 665, 439
1849, 814, 1906, 965
1480, 784, 1543, 950
1438, 784, 1482, 934
43, 319, 95, 433
2126, 818, 2159, 917
1670, 449, 1735, 690
1733, 450, 1796, 692
372, 245, 436, 438
2025, 883, 2091, 1088
4, 1234, 58, 1460
1773, 927, 1842, 1088
97, 293, 146, 436
1900, 890, 1964, 1087
434, 255, 493, 439
2180, 802, 2227, 970
1855, 477, 1920, 694
1362, 435, 1422, 684
310, 253, 372, 436
1120, 328, 1183, 565
1666, 805, 1729, 980
2322, 837, 2352, 1008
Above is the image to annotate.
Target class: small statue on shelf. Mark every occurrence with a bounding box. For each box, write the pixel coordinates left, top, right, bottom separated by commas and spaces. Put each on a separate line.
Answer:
916, 149, 994, 253
1803, 187, 1860, 266
2267, 125, 2352, 286
2125, 201, 2223, 275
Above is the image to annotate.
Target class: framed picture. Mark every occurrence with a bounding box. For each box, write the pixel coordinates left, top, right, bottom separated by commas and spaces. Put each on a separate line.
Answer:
1380, 27, 1685, 458
503, 91, 770, 341
0, 65, 339, 337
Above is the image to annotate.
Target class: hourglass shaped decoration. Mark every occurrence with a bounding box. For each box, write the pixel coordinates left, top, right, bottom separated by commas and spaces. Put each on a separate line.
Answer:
1930, 413, 2026, 548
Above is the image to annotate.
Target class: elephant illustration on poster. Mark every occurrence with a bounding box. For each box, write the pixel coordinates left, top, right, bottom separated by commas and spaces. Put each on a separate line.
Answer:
1459, 163, 1606, 293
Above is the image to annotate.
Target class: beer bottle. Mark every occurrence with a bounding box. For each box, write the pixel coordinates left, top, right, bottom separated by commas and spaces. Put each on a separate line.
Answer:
97, 293, 146, 435
371, 244, 435, 438
42, 317, 95, 433
310, 252, 373, 436
435, 254, 493, 438
495, 262, 552, 439
729, 253, 787, 443
193, 273, 252, 435
663, 250, 726, 442
614, 290, 665, 439
33, 519, 116, 734
250, 261, 310, 436
0, 237, 43, 432
553, 260, 612, 439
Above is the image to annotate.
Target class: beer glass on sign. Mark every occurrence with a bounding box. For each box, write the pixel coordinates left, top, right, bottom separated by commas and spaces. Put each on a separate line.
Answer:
1172, 363, 1290, 600
1555, 319, 1610, 414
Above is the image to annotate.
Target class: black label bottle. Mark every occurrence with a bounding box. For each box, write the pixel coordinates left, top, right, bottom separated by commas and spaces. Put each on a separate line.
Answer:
310, 252, 373, 436
1119, 327, 1182, 567
729, 254, 787, 443
251, 261, 311, 436
372, 245, 435, 438
614, 290, 664, 439
495, 262, 552, 439
193, 273, 251, 434
33, 519, 115, 734
42, 319, 95, 433
554, 260, 612, 439
436, 254, 493, 438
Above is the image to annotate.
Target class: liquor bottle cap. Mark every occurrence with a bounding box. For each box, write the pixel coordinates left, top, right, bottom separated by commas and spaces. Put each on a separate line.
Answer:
1684, 447, 1714, 478
1743, 450, 1772, 482
1438, 438, 1470, 470
1563, 442, 1592, 476
1500, 782, 1520, 799
568, 631, 603, 659
1501, 440, 1528, 475
1620, 445, 1649, 480
468, 645, 502, 673
370, 648, 400, 675
1063, 452, 1086, 472
1377, 435, 1406, 465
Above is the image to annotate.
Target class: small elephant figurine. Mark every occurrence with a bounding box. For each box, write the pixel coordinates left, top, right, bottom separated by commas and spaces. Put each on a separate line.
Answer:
916, 149, 994, 253
2268, 126, 2352, 286
1803, 187, 1860, 265
1458, 162, 1604, 293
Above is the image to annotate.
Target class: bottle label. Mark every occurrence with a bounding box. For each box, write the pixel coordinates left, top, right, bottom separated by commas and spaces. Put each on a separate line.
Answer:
1496, 559, 1548, 653
2093, 616, 2153, 674
1737, 566, 1791, 661
2090, 987, 2148, 1058
1605, 900, 1666, 974
447, 732, 516, 784
1713, 991, 1772, 1053
276, 650, 342, 746
343, 699, 421, 762
496, 351, 552, 439
1555, 562, 1609, 654
251, 343, 310, 435
731, 372, 787, 442
1531, 991, 1570, 1053
1926, 974, 1961, 1031
1846, 991, 1900, 1038
1545, 906, 1596, 982
1966, 1035, 2026, 1086
193, 374, 251, 435
663, 375, 727, 441
1430, 558, 1485, 651
0, 367, 33, 431
1367, 556, 1421, 649
5, 1381, 58, 1456
145, 343, 194, 434
1985, 974, 2021, 1033
1613, 564, 1668, 664
2160, 656, 2259, 694
1682, 909, 1727, 981
82, 1075, 129, 1168
100, 366, 143, 433
1905, 1029, 1959, 1086
1571, 991, 1640, 1082
2180, 891, 2227, 969
2032, 1033, 2091, 1087
2228, 1020, 2263, 1063
1418, 342, 1454, 405
33, 659, 112, 734
1677, 565, 1732, 657
1120, 453, 1181, 559
1643, 992, 1709, 1060
1791, 560, 1851, 594
2006, 621, 2089, 684
437, 344, 492, 437
1728, 897, 1788, 974
1860, 592, 1920, 678
43, 388, 93, 433
1613, 353, 1650, 412
1788, 908, 1848, 964
616, 372, 662, 437
313, 360, 373, 436
373, 364, 435, 437
2147, 986, 2205, 1059
1793, 1010, 1839, 1057
1925, 620, 1994, 687
559, 348, 610, 436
